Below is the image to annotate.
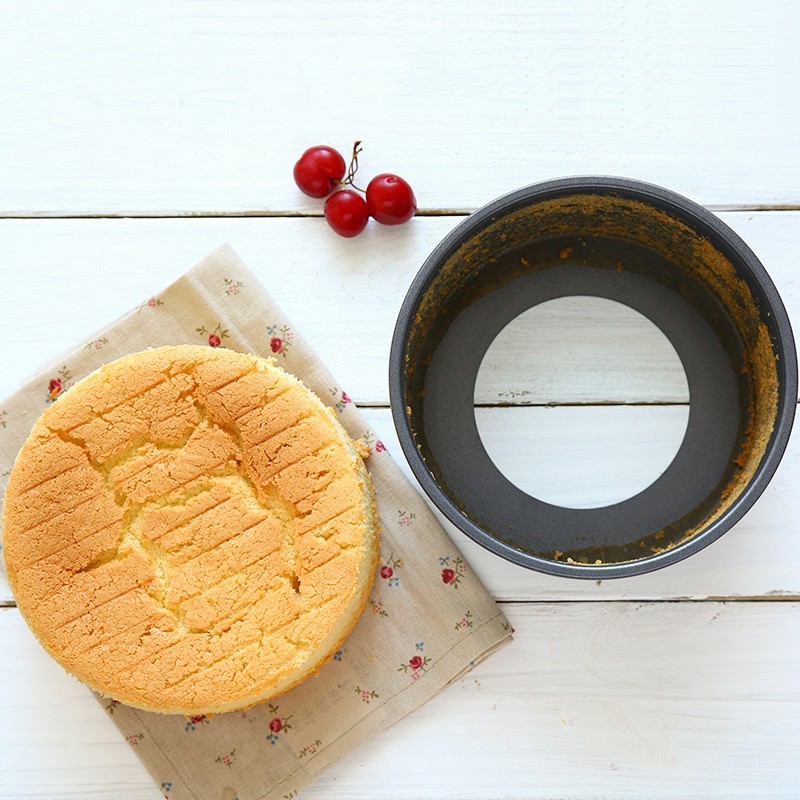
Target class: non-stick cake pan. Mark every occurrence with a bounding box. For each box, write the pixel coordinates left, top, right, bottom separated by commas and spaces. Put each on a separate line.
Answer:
389, 177, 797, 578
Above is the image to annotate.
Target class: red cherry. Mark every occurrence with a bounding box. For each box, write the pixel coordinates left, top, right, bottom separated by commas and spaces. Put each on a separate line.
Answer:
293, 146, 346, 198
324, 190, 369, 237
366, 173, 416, 225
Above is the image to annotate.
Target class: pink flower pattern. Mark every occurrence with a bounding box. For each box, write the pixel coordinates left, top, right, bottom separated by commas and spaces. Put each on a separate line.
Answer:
224, 277, 243, 295
329, 387, 352, 413
398, 649, 431, 680
355, 686, 379, 703
298, 739, 322, 758
267, 324, 293, 357
378, 553, 403, 587
196, 322, 229, 348
455, 610, 474, 630
439, 555, 467, 588
361, 431, 386, 456
266, 703, 292, 744
370, 597, 388, 617
47, 366, 73, 403
184, 714, 211, 732
215, 749, 237, 767
137, 295, 163, 313
397, 509, 416, 526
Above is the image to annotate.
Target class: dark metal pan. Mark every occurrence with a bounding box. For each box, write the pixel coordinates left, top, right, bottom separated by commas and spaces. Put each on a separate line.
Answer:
390, 177, 797, 578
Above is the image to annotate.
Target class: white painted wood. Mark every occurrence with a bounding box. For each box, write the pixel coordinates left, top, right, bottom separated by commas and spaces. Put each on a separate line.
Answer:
2, 406, 798, 603
0, 212, 797, 405
474, 297, 692, 404
2, 5, 797, 797
1, 602, 797, 799
0, 1, 798, 215
474, 404, 691, 508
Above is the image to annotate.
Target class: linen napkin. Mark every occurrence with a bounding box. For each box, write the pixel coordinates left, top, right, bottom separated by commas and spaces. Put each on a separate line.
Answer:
0, 245, 512, 800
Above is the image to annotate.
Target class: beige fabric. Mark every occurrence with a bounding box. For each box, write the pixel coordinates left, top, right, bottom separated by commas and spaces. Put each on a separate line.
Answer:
0, 245, 512, 800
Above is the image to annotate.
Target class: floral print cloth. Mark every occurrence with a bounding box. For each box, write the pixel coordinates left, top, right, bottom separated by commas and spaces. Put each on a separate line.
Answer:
0, 245, 512, 800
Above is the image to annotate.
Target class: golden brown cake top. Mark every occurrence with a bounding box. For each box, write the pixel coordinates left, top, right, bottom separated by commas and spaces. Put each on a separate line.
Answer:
2, 345, 378, 714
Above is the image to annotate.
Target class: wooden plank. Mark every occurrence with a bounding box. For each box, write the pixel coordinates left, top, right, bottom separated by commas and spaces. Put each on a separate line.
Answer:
0, 1, 798, 214
0, 212, 797, 405
1, 602, 797, 799
2, 406, 798, 603
474, 296, 692, 404
472, 405, 691, 509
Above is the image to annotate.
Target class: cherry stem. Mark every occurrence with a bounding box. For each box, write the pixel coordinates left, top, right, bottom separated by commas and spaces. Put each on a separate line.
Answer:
339, 140, 366, 193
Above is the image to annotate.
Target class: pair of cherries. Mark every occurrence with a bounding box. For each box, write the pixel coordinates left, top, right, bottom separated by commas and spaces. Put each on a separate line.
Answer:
293, 142, 416, 237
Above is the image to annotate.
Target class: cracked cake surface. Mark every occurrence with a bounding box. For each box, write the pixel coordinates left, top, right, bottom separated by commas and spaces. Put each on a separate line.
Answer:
2, 345, 379, 714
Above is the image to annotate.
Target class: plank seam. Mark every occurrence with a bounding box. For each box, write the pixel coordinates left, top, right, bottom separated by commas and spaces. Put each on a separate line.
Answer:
0, 206, 799, 220
3, 597, 800, 608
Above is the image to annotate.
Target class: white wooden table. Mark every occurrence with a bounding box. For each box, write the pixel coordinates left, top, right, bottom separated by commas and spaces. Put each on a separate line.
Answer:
1, 2, 799, 798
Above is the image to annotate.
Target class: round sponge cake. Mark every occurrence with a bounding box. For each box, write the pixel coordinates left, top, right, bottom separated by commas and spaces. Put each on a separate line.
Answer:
2, 345, 379, 714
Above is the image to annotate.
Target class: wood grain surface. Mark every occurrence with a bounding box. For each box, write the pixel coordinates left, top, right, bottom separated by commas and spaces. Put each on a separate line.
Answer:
0, 1, 798, 215
2, 602, 797, 799
0, 213, 797, 405
1, 1, 798, 798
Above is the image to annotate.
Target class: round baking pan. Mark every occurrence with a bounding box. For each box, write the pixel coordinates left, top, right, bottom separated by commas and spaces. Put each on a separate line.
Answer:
389, 177, 797, 578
